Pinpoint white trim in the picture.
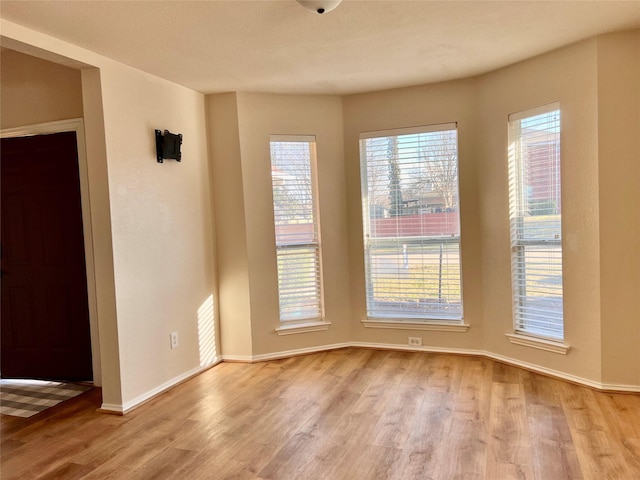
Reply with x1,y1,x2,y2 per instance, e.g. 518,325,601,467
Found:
362,319,469,332
508,102,560,121
270,136,325,323
0,119,102,386
351,342,639,393
99,403,124,414
213,343,640,392
270,134,316,143
251,343,350,362
0,118,82,138
221,342,351,363
275,321,332,336
220,354,253,362
360,122,457,139
598,383,640,394
102,358,222,414
104,342,639,414
359,125,463,321
350,341,483,356
505,333,570,354
483,351,606,390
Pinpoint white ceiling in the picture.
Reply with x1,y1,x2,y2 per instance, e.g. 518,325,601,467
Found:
1,0,639,95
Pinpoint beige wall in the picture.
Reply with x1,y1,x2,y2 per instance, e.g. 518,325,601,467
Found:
81,68,122,404
597,30,640,387
477,39,602,381
206,93,253,358
98,63,217,405
2,20,219,409
237,93,351,356
0,50,120,398
3,16,638,401
340,32,638,387
208,92,351,358
343,80,484,351
0,49,83,128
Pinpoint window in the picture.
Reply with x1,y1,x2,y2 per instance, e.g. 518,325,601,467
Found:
359,124,462,321
270,135,323,322
508,104,564,340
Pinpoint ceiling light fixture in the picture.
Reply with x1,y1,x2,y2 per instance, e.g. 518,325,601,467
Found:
297,0,342,15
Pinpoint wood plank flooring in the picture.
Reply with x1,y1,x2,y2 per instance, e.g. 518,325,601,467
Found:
2,348,639,479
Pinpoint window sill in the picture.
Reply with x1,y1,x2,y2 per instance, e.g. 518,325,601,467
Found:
505,333,570,354
275,321,332,336
362,319,469,332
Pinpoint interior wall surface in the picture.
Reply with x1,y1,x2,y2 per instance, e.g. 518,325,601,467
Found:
233,92,351,356
0,48,83,129
4,16,639,396
1,20,219,409
80,67,122,404
477,39,602,383
0,49,115,392
597,30,640,388
0,40,122,405
206,92,253,359
342,79,484,352
99,63,217,405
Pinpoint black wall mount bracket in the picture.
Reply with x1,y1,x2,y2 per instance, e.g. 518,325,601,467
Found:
155,129,183,163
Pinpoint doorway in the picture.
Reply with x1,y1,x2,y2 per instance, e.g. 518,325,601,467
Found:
1,128,94,381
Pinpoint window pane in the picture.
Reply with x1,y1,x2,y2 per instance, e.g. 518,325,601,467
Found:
366,241,462,319
508,106,564,339
270,137,323,322
271,141,316,245
360,125,463,320
276,246,322,320
512,245,563,337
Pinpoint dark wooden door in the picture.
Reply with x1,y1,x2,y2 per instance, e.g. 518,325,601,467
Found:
1,132,93,381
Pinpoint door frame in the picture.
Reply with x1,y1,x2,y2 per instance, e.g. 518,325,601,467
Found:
1,118,102,385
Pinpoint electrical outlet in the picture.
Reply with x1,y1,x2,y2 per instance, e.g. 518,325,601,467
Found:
408,336,422,347
170,331,179,349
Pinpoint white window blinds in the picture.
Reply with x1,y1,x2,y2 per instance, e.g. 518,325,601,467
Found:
508,104,564,340
360,124,463,321
270,136,323,322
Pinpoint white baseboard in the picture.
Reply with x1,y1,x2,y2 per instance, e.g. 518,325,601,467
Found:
102,342,640,415
349,341,484,357
100,358,222,414
220,354,253,362
598,383,640,393
482,351,640,393
98,403,125,414
352,341,640,393
481,350,603,389
221,342,351,363
251,342,351,362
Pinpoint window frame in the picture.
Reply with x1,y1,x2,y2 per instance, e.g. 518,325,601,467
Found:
269,135,325,326
359,123,465,325
507,103,565,343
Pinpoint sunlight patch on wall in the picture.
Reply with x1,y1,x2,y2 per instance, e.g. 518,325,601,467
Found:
197,294,217,367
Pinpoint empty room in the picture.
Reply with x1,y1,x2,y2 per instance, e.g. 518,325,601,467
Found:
1,1,639,479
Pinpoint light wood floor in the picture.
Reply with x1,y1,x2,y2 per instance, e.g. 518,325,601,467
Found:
2,348,640,480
